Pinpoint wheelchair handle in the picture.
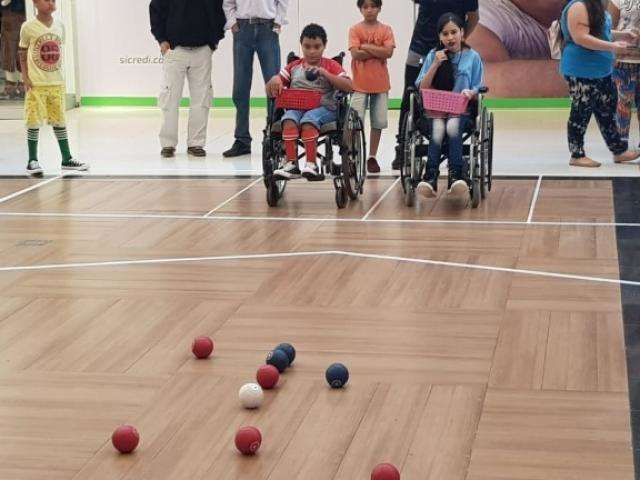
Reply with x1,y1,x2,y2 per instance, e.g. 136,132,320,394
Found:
478,86,489,94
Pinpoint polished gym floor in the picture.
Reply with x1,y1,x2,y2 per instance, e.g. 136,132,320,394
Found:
0,172,638,479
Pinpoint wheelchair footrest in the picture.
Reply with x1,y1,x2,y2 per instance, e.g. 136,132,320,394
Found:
304,173,326,182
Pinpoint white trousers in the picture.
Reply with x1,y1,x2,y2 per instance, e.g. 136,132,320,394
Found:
159,46,213,148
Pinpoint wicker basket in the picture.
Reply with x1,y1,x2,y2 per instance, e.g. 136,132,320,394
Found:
276,89,322,111
421,89,469,115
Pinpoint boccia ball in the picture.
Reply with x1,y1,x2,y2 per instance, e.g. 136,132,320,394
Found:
111,425,140,454
305,68,319,81
325,363,349,388
266,349,290,373
235,426,262,455
256,364,280,390
371,463,400,480
239,383,264,409
192,336,214,359
275,343,296,364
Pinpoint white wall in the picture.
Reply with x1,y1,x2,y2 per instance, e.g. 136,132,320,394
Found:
74,0,414,99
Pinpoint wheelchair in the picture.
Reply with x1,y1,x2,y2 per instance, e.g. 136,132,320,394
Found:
400,86,494,208
261,52,367,209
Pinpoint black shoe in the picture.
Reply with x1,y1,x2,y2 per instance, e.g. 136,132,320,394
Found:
391,145,403,170
187,147,207,157
223,141,251,158
417,169,438,198
161,147,175,158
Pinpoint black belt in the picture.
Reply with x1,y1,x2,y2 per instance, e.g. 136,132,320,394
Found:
237,18,274,25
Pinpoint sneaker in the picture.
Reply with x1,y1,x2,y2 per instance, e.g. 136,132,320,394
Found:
161,147,176,158
273,162,301,180
223,141,251,158
187,146,206,157
417,169,438,198
367,157,381,174
569,156,601,168
447,170,469,198
26,160,43,177
301,163,323,181
61,158,89,171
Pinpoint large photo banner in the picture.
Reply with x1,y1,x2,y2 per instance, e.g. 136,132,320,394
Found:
73,0,569,101
467,0,567,98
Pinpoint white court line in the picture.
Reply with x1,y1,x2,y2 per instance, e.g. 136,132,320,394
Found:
527,175,543,223
361,177,400,221
203,178,263,217
0,175,62,205
1,210,640,228
0,249,638,287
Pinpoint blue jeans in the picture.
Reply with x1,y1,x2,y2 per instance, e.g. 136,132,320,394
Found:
233,21,281,146
426,116,468,173
280,106,338,130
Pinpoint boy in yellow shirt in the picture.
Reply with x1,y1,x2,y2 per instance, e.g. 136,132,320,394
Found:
18,0,87,176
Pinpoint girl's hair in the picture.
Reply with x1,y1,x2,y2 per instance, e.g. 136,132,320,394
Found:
357,0,382,7
432,13,468,91
562,0,606,38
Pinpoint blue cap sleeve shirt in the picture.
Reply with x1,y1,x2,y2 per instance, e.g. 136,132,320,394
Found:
415,48,484,94
560,0,614,79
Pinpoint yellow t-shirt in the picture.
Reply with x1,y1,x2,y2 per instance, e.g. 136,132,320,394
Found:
19,18,65,87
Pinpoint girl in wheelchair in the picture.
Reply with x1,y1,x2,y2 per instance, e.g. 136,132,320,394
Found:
265,24,353,181
415,12,484,199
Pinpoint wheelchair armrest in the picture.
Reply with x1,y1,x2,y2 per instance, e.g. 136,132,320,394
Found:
407,86,418,95
478,86,489,95
286,51,300,64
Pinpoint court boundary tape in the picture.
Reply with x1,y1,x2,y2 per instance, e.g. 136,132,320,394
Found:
203,178,263,217
0,175,63,205
0,250,637,287
0,211,639,228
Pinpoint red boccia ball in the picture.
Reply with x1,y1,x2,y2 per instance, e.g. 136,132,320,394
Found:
256,364,280,390
371,463,400,480
112,425,140,454
235,426,262,455
192,336,214,359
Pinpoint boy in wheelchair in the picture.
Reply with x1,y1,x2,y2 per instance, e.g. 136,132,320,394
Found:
415,12,484,199
265,24,353,181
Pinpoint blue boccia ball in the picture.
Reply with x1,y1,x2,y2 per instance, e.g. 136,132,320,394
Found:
266,349,290,373
305,68,319,82
325,363,349,388
275,343,296,365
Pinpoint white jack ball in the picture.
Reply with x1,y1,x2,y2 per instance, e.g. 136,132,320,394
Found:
239,383,264,409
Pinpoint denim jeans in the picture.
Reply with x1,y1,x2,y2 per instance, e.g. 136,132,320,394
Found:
233,21,281,146
426,116,468,173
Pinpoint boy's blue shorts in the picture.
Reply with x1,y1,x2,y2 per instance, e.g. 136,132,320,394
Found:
281,106,338,130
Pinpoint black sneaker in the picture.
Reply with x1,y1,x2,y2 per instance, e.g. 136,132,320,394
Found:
187,146,207,157
26,160,43,177
417,169,438,198
161,147,176,158
273,162,301,180
223,141,251,158
391,144,403,170
447,169,469,198
62,158,89,171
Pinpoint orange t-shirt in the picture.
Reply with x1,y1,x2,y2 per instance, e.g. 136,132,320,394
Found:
349,21,395,94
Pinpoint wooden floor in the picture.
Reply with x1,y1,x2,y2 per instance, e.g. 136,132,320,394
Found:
0,177,634,480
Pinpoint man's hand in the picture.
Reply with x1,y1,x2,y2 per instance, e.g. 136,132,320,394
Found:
231,23,240,33
273,23,281,34
266,76,284,98
160,41,171,55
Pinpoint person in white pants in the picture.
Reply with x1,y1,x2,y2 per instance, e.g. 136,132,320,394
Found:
149,0,226,158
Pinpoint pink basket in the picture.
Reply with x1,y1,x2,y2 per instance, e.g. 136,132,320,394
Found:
276,89,322,111
421,89,469,115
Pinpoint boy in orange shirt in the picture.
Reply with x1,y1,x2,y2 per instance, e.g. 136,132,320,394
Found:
349,0,395,173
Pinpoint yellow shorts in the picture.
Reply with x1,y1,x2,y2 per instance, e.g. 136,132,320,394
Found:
24,85,66,128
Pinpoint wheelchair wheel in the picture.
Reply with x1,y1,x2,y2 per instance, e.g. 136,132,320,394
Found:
335,184,348,209
404,177,416,207
471,179,481,209
341,109,366,201
401,107,422,200
479,110,488,200
488,112,494,192
266,176,280,207
263,138,287,208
